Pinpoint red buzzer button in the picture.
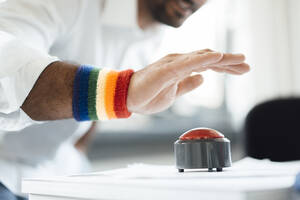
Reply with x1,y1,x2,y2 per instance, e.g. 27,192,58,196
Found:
179,128,224,141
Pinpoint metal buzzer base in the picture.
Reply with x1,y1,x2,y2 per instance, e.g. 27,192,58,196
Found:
174,138,232,172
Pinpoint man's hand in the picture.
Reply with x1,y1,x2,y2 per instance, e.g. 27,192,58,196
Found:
21,50,249,121
127,49,249,114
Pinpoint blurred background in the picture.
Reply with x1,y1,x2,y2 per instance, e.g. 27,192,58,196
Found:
87,0,300,171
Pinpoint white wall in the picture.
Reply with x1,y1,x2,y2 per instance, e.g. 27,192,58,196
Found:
226,0,300,127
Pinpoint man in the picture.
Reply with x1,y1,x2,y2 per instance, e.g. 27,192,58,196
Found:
0,0,249,199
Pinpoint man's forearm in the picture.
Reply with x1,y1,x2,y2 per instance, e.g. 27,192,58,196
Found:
21,62,134,122
21,61,78,121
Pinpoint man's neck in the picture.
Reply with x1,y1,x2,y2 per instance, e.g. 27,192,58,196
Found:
137,0,158,30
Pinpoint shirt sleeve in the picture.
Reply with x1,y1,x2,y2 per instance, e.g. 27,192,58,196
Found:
0,0,81,131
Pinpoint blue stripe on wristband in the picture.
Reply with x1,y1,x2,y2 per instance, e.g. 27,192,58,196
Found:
77,66,94,121
73,65,94,121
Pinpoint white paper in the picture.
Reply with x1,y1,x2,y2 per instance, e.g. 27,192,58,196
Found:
23,158,300,200
71,157,300,179
63,157,300,192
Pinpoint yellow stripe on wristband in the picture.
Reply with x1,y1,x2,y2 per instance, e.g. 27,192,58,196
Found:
96,68,110,120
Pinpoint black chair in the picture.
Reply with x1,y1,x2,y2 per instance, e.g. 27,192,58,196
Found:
244,98,300,161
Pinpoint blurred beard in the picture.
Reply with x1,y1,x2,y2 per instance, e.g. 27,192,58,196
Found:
149,0,190,28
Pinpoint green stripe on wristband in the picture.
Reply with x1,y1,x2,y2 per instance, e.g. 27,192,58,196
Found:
87,68,100,120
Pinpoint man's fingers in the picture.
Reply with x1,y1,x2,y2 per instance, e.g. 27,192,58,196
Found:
188,52,224,67
208,53,246,66
169,52,223,76
193,53,246,73
155,51,247,90
208,66,240,75
208,63,250,74
191,48,214,55
206,66,226,73
176,74,203,97
226,63,250,74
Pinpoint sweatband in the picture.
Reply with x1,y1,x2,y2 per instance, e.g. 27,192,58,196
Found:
72,65,134,121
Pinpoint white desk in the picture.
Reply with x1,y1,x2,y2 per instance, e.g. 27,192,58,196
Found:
22,158,300,200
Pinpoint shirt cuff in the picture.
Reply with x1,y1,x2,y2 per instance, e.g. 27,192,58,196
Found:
0,109,42,131
0,53,59,131
0,55,59,114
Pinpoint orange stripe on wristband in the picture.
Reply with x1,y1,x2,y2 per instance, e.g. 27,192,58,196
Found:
104,70,119,119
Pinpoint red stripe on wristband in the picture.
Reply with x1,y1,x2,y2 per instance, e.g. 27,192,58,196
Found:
114,69,134,118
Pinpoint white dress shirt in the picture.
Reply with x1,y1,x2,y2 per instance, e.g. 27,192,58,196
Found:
0,0,163,196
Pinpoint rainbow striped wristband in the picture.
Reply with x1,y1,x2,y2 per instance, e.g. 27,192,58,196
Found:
72,65,134,121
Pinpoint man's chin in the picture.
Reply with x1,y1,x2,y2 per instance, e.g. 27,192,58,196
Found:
168,21,184,28
158,17,185,28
